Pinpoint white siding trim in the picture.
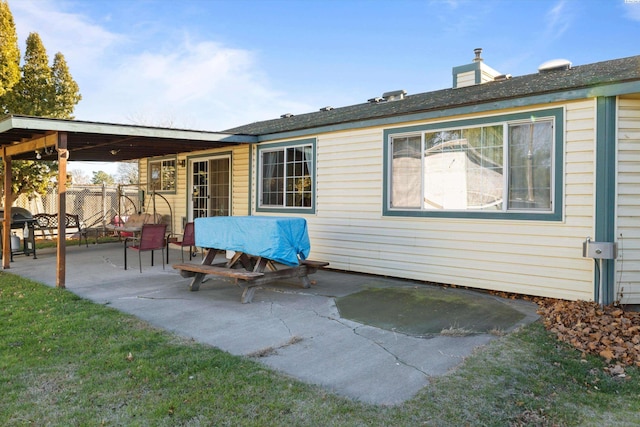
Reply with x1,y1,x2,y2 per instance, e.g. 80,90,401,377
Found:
616,97,640,304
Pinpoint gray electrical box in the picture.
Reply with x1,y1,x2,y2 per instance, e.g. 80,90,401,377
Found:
582,239,618,259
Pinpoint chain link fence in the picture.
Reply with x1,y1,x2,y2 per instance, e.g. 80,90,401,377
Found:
14,184,141,236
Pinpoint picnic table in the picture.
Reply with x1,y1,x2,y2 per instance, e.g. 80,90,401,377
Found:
172,216,329,303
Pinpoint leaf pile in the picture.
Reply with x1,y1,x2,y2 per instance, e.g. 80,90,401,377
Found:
537,299,640,369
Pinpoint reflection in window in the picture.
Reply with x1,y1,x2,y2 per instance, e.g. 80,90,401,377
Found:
260,143,313,209
391,136,422,208
389,118,553,213
148,159,176,192
508,121,552,210
422,125,503,210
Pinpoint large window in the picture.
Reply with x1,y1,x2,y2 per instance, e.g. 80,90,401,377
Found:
385,109,563,220
148,158,176,192
258,139,315,212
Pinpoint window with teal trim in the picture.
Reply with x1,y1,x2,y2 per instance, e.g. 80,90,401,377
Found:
507,121,553,210
385,109,562,219
258,140,314,211
148,158,176,192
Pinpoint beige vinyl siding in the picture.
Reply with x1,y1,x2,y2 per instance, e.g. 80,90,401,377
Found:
298,100,598,301
174,154,188,229
456,71,476,88
230,146,250,216
479,62,501,84
139,145,250,233
317,130,382,217
138,156,182,235
616,96,640,304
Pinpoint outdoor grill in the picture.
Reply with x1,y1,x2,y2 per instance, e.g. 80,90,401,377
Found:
0,207,37,260
2,207,36,227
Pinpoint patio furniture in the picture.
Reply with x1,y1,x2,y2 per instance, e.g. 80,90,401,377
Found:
167,221,196,263
106,212,164,238
172,216,329,303
0,207,37,261
33,213,88,247
124,223,167,272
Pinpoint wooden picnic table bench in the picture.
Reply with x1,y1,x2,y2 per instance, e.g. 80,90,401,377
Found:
173,249,329,303
173,216,329,303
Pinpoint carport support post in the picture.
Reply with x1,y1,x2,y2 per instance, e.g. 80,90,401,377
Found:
2,149,11,269
56,132,68,288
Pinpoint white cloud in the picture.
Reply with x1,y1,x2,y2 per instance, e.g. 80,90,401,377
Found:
89,37,311,130
544,0,573,40
11,1,124,70
429,0,461,9
9,0,312,131
624,3,640,21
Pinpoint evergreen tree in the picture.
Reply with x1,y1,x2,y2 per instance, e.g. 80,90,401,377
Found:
0,0,19,99
52,52,81,119
0,2,81,204
3,32,55,116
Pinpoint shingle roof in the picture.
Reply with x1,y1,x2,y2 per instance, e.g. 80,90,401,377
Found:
224,55,640,136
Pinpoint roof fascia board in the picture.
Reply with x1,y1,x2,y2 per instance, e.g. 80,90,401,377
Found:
254,80,640,142
0,115,19,134
0,115,258,144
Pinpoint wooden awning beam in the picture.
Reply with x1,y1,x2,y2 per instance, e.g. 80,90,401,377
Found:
1,132,69,289
2,146,11,268
1,131,58,158
56,132,67,288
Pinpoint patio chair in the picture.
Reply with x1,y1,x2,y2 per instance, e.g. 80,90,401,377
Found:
167,221,196,263
124,223,167,272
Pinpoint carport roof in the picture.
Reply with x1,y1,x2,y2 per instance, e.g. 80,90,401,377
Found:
0,115,257,162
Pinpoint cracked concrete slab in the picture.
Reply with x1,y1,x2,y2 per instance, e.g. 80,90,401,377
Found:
6,243,540,405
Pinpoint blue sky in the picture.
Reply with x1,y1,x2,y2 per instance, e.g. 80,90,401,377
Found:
8,0,640,176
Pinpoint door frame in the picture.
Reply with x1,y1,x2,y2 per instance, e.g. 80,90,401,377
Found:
186,153,232,223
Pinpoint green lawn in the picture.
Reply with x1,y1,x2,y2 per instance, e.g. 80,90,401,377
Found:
1,273,638,426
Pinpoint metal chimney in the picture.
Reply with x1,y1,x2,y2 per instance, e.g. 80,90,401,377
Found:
473,48,483,62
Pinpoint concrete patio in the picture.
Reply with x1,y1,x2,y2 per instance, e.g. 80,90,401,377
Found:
4,242,540,405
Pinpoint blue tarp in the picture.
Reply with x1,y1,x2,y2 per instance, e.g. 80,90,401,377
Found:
194,216,310,266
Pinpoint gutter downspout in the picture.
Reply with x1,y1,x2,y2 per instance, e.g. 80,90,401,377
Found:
594,97,617,305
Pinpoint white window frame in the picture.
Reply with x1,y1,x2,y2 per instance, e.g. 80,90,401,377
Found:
383,108,563,221
257,139,315,213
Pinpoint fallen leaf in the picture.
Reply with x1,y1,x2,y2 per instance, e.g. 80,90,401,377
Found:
537,299,640,366
599,349,615,361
